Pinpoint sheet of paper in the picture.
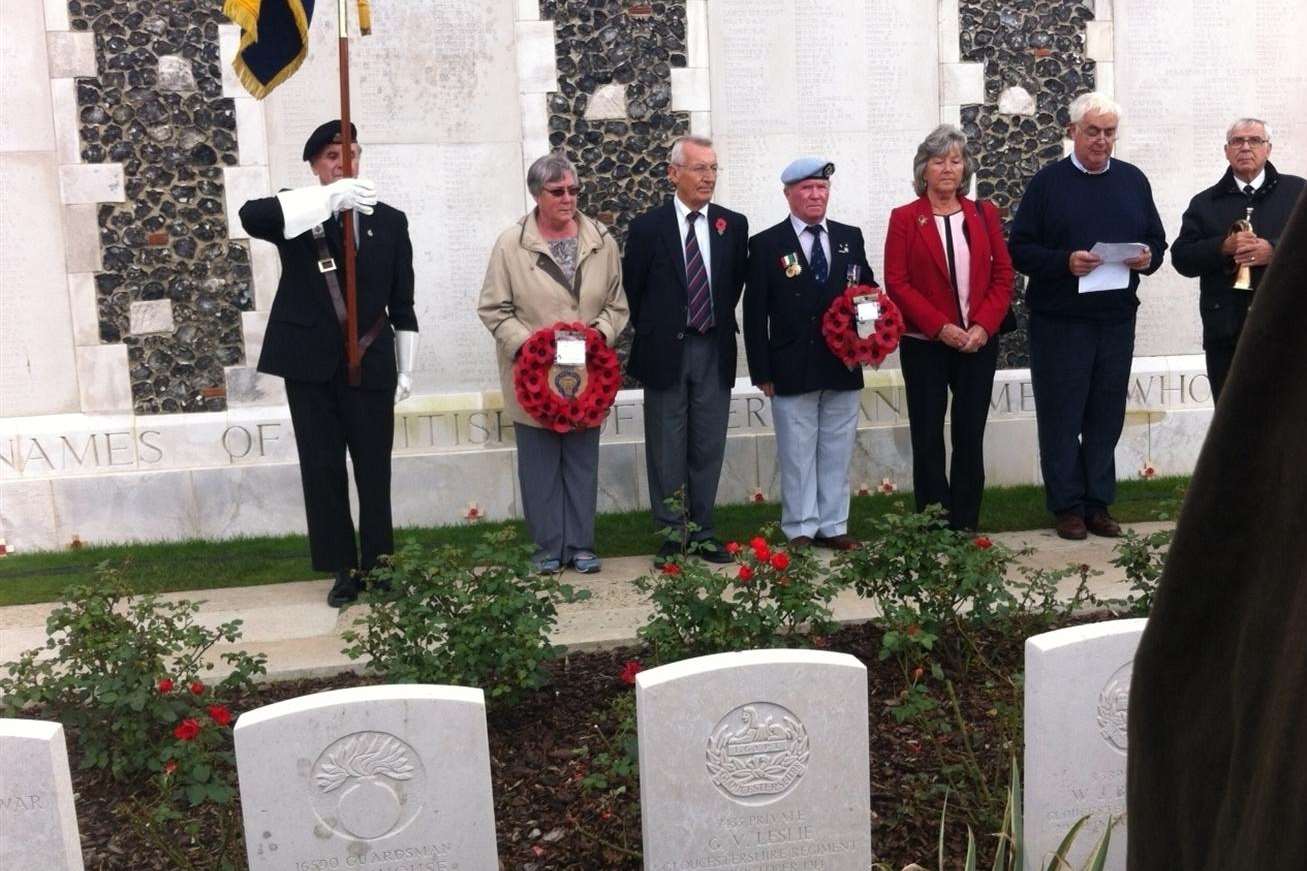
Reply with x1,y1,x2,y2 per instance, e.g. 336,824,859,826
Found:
1079,263,1131,293
1079,242,1148,293
1090,241,1149,263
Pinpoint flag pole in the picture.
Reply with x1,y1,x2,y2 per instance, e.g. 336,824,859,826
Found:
337,0,361,385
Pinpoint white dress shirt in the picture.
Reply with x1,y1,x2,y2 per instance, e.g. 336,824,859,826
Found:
1235,168,1266,193
674,195,713,290
1070,151,1111,175
789,213,831,269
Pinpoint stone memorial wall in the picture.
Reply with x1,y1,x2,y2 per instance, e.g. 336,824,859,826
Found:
2,0,1304,550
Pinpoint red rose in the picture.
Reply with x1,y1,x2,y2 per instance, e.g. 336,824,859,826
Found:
163,760,177,776
749,536,766,549
715,217,727,235
725,541,741,555
752,543,771,562
619,660,643,686
661,562,681,576
770,552,790,571
173,719,201,741
188,681,205,696
973,536,993,550
737,565,755,583
207,704,233,727
157,678,174,694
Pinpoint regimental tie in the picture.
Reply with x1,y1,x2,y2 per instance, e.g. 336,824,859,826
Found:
1244,184,1255,196
685,211,713,332
807,224,829,285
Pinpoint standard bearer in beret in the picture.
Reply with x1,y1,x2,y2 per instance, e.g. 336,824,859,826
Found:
238,121,420,607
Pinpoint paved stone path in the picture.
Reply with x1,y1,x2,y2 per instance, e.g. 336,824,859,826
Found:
0,523,1170,683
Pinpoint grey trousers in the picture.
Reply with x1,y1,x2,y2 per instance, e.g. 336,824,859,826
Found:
771,388,860,540
515,422,600,562
643,332,731,541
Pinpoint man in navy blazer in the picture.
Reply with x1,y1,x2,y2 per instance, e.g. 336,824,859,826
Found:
743,158,875,549
623,136,749,565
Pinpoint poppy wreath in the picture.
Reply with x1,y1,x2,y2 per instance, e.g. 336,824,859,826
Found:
514,321,621,433
820,284,905,369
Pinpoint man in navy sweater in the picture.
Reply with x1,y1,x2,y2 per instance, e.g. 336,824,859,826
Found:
1010,92,1168,541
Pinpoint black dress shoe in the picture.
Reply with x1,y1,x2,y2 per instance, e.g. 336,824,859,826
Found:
695,538,734,564
652,540,680,569
813,533,860,551
327,570,360,608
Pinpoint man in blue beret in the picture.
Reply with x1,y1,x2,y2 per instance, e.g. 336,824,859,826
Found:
743,157,877,550
239,120,420,607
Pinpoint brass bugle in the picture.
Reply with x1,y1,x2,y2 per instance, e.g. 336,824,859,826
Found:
1230,206,1255,290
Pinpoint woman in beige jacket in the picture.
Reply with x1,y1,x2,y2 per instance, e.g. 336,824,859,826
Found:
478,153,629,573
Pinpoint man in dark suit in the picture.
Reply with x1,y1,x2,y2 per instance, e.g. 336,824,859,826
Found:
239,121,419,607
623,136,748,566
1172,117,1305,402
743,158,876,550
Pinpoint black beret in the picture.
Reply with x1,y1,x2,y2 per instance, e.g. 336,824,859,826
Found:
302,120,360,162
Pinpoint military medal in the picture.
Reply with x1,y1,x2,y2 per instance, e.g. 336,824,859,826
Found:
781,252,801,278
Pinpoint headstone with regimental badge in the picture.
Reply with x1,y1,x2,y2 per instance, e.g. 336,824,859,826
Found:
0,718,85,871
233,685,497,870
636,649,871,870
1024,618,1147,871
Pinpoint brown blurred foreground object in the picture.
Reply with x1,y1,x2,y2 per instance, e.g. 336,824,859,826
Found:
1128,190,1307,868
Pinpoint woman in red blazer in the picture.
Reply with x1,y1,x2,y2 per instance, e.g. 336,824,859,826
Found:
884,124,1014,531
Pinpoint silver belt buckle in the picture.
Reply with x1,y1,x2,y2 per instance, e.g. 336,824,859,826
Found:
318,257,336,273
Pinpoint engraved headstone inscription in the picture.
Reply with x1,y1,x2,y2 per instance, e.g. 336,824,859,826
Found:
233,685,497,870
0,718,85,871
1023,618,1147,871
636,649,871,870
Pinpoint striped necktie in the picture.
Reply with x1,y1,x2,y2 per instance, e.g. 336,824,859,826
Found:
685,211,713,332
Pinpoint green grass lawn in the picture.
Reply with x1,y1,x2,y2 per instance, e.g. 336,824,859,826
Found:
0,476,1187,607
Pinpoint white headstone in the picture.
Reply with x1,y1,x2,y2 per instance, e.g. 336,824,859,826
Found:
636,649,871,870
234,685,498,870
0,718,85,871
1024,618,1147,871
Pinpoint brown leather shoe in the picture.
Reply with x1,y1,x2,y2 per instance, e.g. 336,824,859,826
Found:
788,535,813,549
1085,510,1122,538
814,533,860,551
1055,512,1088,540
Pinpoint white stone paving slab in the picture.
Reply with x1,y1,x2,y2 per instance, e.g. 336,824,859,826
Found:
234,685,498,870
1024,618,1147,871
637,649,871,870
0,718,85,870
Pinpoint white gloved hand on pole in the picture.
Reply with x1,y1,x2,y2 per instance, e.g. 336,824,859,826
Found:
277,178,378,239
394,329,418,404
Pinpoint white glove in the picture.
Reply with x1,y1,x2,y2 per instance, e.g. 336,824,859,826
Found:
277,178,377,239
394,330,418,404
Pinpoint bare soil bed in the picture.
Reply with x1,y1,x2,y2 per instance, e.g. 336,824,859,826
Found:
71,617,1055,869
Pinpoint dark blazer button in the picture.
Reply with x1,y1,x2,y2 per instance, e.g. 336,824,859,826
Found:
676,331,684,340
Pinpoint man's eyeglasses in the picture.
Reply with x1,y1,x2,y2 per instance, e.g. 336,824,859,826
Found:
543,185,581,197
1227,136,1268,148
677,164,720,175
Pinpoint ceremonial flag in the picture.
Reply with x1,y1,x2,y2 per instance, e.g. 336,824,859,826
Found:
223,0,372,100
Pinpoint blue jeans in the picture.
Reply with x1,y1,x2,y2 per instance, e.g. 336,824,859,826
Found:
1028,312,1136,516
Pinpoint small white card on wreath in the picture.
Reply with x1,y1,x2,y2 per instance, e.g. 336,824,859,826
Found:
554,331,586,367
853,295,879,338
